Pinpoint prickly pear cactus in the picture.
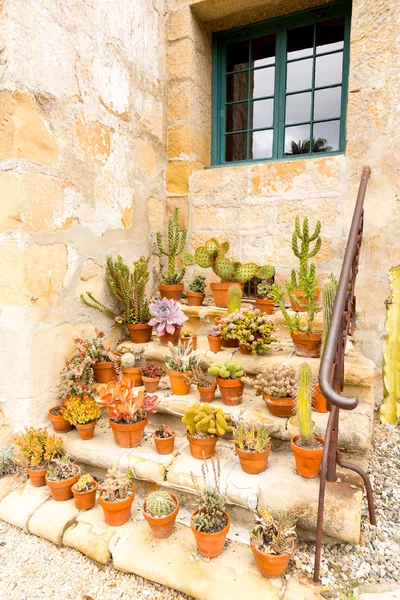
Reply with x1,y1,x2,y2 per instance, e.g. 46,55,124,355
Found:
380,266,400,424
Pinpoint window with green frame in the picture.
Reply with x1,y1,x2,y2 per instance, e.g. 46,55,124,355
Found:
211,1,351,166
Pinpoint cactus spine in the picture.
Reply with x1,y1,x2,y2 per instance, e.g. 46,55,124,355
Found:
291,216,321,289
296,363,313,445
145,491,175,516
322,277,337,349
157,208,187,284
227,286,242,314
380,266,400,424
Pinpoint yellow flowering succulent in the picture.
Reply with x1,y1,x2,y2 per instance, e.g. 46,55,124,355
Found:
62,395,101,426
14,427,63,468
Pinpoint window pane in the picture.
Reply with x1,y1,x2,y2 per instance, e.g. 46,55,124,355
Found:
287,25,314,60
251,66,275,98
286,58,312,92
227,40,249,72
314,87,341,120
316,17,344,54
313,120,340,152
251,130,273,159
252,33,276,67
285,124,311,155
227,72,249,102
226,102,248,132
226,133,247,161
315,53,343,87
286,92,311,125
251,98,273,129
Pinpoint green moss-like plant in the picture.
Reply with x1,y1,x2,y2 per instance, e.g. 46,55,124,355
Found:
157,208,187,284
380,265,400,424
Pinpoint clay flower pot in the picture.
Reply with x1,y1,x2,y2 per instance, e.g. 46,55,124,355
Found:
239,344,251,355
208,335,223,353
197,384,217,403
93,362,116,383
217,378,244,406
235,445,272,475
159,326,182,346
122,367,143,387
48,406,73,433
187,432,217,459
110,418,148,448
46,467,80,501
27,466,47,487
262,394,296,418
290,288,321,312
143,492,179,539
251,538,295,578
313,385,329,413
153,432,175,455
191,510,230,557
291,331,322,358
159,283,184,302
255,298,275,315
126,323,152,343
72,480,98,510
222,338,240,349
210,282,244,308
181,335,197,350
290,435,325,479
187,291,205,306
167,369,191,395
76,421,97,441
142,376,160,393
99,491,135,526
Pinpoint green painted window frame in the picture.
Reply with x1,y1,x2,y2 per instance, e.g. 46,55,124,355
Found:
211,0,352,167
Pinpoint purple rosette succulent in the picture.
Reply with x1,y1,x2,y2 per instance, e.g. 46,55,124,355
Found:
149,298,188,337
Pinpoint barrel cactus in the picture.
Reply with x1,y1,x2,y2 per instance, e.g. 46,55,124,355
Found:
145,491,175,516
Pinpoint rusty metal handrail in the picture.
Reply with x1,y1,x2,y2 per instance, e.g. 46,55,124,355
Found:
314,166,376,582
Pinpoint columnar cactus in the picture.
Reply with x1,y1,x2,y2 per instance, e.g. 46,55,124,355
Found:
380,265,400,424
157,208,187,284
227,286,242,314
145,491,175,516
291,216,322,289
322,277,337,349
296,363,313,445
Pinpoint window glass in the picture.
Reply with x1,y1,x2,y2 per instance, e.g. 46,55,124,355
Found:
252,34,276,67
286,58,313,92
225,133,247,161
316,17,344,54
251,67,275,98
251,130,273,159
286,92,312,125
227,40,249,72
227,72,249,102
285,124,311,155
287,25,314,60
313,120,340,152
226,103,248,133
315,53,343,87
251,98,274,129
314,87,341,120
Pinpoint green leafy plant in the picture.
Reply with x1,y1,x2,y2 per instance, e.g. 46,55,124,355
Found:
381,265,400,424
14,428,63,469
233,422,271,452
74,474,96,492
219,308,277,354
182,402,232,437
257,280,274,299
296,363,314,447
189,275,206,293
157,208,187,284
165,341,200,373
0,446,17,477
322,275,338,349
290,216,321,290
251,505,296,555
191,459,227,534
242,366,297,398
271,281,320,334
145,491,175,517
47,454,78,481
62,395,102,426
99,467,132,502
208,360,243,379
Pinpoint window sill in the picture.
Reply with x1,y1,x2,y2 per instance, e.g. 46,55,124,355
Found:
206,150,344,169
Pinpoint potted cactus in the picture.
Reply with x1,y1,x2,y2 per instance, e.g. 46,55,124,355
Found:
165,341,200,395
143,491,180,538
242,366,297,417
72,474,98,510
187,275,206,306
219,286,242,348
72,331,120,384
121,350,145,387
180,329,197,350
149,298,188,346
290,363,324,478
182,402,232,459
219,308,277,355
208,360,244,405
99,467,134,526
46,455,80,501
289,216,321,311
48,406,73,433
232,421,272,474
185,365,217,403
153,424,175,454
256,280,275,314
208,324,223,353
14,427,63,487
62,394,102,440
157,208,187,301
250,505,296,578
140,363,165,393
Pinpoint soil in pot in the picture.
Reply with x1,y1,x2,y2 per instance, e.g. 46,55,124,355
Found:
291,435,324,479
262,394,296,418
159,283,184,301
291,331,322,358
251,539,295,578
217,378,244,406
191,510,230,557
168,369,191,395
142,376,160,393
290,288,321,312
159,326,182,346
143,492,179,539
235,445,272,475
208,335,222,353
181,335,197,350
153,432,175,455
255,298,275,315
76,421,96,441
46,467,80,501
210,282,244,308
187,291,205,307
27,466,47,487
313,385,329,413
48,406,73,433
197,384,217,403
122,367,143,387
126,323,152,343
72,480,98,510
187,432,217,459
93,362,116,384
110,418,148,448
99,491,135,526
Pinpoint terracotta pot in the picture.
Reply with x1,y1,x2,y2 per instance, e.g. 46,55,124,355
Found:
46,468,80,501
222,337,240,349
27,466,47,487
181,335,197,350
291,331,322,358
153,432,175,455
187,432,217,459
72,480,98,510
48,406,73,433
159,283,184,301
313,385,329,413
290,288,320,312
127,323,152,343
208,335,223,353
143,492,179,539
235,445,272,475
168,369,191,395
210,282,244,308
251,539,295,578
99,491,135,526
239,344,251,355
142,376,160,393
76,421,97,440
255,298,275,315
93,362,116,383
191,510,230,557
110,418,148,448
290,435,325,479
187,291,205,307
217,378,244,406
122,367,143,387
159,326,182,346
197,384,217,403
262,394,296,418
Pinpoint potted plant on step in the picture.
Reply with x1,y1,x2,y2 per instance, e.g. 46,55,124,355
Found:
140,363,165,393
182,403,232,459
208,360,244,406
219,307,277,355
149,298,188,346
99,467,135,526
74,330,120,383
232,421,272,474
185,365,217,403
242,366,297,417
190,459,230,557
165,340,200,395
157,208,187,300
290,363,324,478
153,424,175,454
62,394,102,440
143,490,180,538
14,427,62,487
187,275,206,306
256,280,275,314
289,216,321,311
219,286,242,347
46,454,80,501
250,505,296,578
208,324,223,353
121,350,145,387
72,474,98,510
180,329,197,350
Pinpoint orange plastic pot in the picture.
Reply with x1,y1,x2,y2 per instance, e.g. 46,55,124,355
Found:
291,331,322,358
27,466,47,487
181,335,197,350
187,432,217,459
208,335,223,353
48,406,73,433
291,435,325,479
217,378,244,406
143,492,179,539
99,490,135,526
191,510,230,557
251,538,295,578
210,283,243,308
313,385,329,413
72,480,98,510
168,369,191,395
46,468,80,501
235,445,272,474
197,384,217,403
122,367,143,387
93,362,116,383
127,323,152,343
159,283,184,301
255,298,275,314
142,376,160,393
110,418,148,448
153,432,175,455
187,291,205,306
290,289,320,312
159,326,182,346
76,421,96,440
262,394,296,418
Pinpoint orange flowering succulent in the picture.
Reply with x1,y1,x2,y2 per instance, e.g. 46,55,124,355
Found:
98,381,159,424
14,427,63,468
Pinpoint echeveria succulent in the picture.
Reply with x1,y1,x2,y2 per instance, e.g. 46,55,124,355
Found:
149,298,188,336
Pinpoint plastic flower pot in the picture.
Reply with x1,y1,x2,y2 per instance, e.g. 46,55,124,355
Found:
126,323,152,343
76,421,96,441
191,510,230,557
262,394,296,418
159,326,182,346
27,466,47,487
251,538,295,578
48,406,73,433
186,432,218,459
186,291,205,306
290,289,320,312
159,283,184,302
255,298,275,314
290,435,325,479
210,283,244,308
153,432,175,455
93,362,116,383
217,378,244,406
235,445,272,475
99,490,135,526
109,418,148,448
142,376,160,393
197,384,217,403
72,480,98,510
313,385,329,413
291,332,322,358
181,335,197,350
46,467,80,501
143,492,179,539
167,369,191,395
207,335,223,353
122,367,143,387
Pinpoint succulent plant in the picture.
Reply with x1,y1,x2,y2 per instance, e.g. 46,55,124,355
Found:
140,363,165,379
189,275,206,293
0,446,17,477
191,459,227,533
185,365,216,388
290,216,321,290
233,421,271,453
242,366,297,398
219,308,277,354
149,298,188,337
155,424,174,438
210,324,221,337
62,394,102,426
145,491,175,517
165,340,200,373
181,329,196,338
98,383,159,423
381,265,400,424
271,280,320,335
296,363,313,446
182,402,232,437
121,350,145,369
208,360,243,380
99,467,132,502
74,474,96,492
157,208,187,284
227,286,242,314
322,276,337,350
47,455,78,481
251,504,296,555
14,428,63,469
257,280,274,299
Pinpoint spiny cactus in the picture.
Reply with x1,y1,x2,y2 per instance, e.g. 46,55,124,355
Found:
322,276,337,349
99,467,132,502
145,491,175,516
121,350,145,369
233,422,271,453
157,208,187,284
242,366,297,398
227,285,242,314
381,265,400,424
290,216,321,290
208,361,243,379
47,455,78,481
74,474,96,492
182,402,232,437
296,363,313,446
189,275,206,293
